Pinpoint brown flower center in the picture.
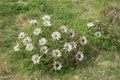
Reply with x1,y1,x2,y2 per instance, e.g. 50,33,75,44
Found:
35,57,38,61
82,39,84,42
78,54,81,58
55,52,58,55
55,64,59,67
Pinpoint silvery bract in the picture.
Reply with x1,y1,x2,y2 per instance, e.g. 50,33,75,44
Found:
94,31,101,37
14,42,20,51
52,49,61,58
51,32,61,40
68,30,75,38
18,32,26,39
26,43,34,51
32,54,41,64
80,36,87,45
23,37,32,45
64,43,72,52
70,41,77,49
87,22,94,28
33,28,42,35
39,38,47,46
30,19,37,25
76,51,84,61
40,46,48,54
53,61,62,71
43,21,51,27
60,25,68,33
42,15,51,21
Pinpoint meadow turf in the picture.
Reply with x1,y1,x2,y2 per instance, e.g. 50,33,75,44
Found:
0,0,120,80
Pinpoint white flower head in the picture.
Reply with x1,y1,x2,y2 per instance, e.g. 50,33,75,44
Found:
26,43,34,51
33,28,42,35
64,43,72,52
18,32,26,39
87,22,94,28
53,61,62,71
76,51,84,61
80,36,87,45
40,46,48,54
51,32,61,40
68,30,75,38
39,38,47,46
52,49,61,58
32,54,41,64
23,37,32,45
60,25,68,33
30,19,37,25
43,21,51,27
70,41,77,49
14,42,20,51
42,15,50,21
94,31,101,37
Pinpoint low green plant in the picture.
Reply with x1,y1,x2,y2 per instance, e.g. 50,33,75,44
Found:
12,14,115,75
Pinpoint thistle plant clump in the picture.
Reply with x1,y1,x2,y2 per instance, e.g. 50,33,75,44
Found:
13,15,109,73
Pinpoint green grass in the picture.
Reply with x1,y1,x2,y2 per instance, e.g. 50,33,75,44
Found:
0,0,120,80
